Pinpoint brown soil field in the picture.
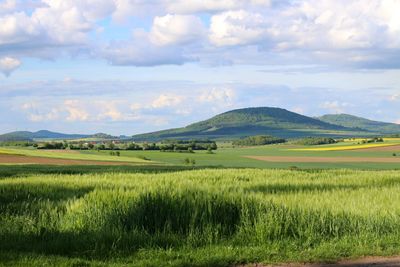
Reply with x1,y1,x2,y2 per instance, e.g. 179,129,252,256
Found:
245,155,400,163
0,154,138,165
355,144,400,152
241,256,400,267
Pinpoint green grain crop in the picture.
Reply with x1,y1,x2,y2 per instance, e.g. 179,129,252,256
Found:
1,168,400,266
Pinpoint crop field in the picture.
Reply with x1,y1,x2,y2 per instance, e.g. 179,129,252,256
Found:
1,167,400,266
0,147,156,165
2,139,400,169
292,143,397,151
1,140,400,266
291,143,400,151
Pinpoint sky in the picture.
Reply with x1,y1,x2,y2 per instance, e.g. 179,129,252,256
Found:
1,0,400,135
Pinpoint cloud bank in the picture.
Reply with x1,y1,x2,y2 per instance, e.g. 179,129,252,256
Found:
1,0,400,75
2,79,399,135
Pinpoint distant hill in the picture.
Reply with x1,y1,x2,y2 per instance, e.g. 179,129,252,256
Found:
133,107,368,141
0,130,90,142
317,114,400,134
91,133,116,139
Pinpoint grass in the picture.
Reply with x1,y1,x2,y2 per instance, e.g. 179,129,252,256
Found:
2,167,400,266
0,147,157,164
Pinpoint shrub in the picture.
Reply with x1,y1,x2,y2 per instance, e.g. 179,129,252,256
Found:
183,158,196,166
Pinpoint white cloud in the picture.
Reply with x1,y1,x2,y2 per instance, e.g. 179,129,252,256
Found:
1,0,400,72
97,101,123,121
209,10,267,46
390,94,400,101
28,108,59,122
64,100,89,121
20,101,60,122
112,0,162,23
152,94,184,108
0,56,21,76
166,0,271,14
8,81,400,134
150,14,205,46
102,14,205,66
319,101,351,114
0,0,115,65
199,87,235,106
0,0,17,13
101,29,190,66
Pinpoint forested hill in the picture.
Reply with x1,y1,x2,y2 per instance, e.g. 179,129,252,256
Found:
317,114,400,134
132,107,365,141
0,130,89,142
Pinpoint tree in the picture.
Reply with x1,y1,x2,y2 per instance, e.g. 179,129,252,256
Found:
108,142,115,150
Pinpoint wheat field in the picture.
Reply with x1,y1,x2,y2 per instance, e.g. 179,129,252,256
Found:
1,168,400,266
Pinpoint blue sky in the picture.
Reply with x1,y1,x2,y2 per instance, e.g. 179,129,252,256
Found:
1,0,400,135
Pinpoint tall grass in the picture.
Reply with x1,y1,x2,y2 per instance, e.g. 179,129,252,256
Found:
1,168,400,265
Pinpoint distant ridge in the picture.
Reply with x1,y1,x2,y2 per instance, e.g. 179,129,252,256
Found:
0,130,90,142
317,114,400,134
3,108,398,142
132,107,370,141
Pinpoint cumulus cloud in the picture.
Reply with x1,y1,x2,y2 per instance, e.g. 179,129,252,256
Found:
7,80,400,134
28,109,59,122
166,0,271,14
199,88,236,108
0,0,115,65
64,100,90,122
152,94,184,108
0,0,17,13
150,14,205,46
2,0,400,72
101,34,189,66
390,94,400,101
20,101,60,122
319,101,352,114
209,10,268,46
199,88,235,102
0,56,21,76
101,14,205,66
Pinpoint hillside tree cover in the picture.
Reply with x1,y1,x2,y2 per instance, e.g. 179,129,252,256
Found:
232,135,286,146
295,137,337,146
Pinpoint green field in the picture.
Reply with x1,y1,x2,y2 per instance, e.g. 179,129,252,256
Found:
2,139,400,169
80,139,400,169
1,167,400,266
0,147,152,164
1,141,400,266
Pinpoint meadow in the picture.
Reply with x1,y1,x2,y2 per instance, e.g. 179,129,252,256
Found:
1,167,400,266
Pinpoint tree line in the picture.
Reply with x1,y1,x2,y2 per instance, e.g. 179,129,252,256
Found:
232,135,287,146
34,140,218,152
294,137,337,146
